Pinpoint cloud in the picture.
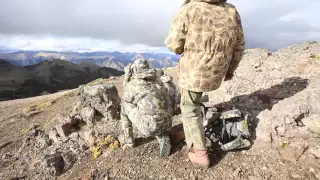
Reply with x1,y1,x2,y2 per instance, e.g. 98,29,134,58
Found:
0,0,319,51
233,0,320,49
0,34,169,53
0,0,180,48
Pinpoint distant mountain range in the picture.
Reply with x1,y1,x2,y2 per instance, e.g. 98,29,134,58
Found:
0,59,123,101
0,51,179,70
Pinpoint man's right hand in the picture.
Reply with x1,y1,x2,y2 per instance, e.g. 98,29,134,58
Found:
224,73,234,81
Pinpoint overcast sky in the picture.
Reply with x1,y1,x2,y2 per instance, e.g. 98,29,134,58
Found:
0,0,319,52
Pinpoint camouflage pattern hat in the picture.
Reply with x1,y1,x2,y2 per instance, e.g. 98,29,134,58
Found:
131,58,150,74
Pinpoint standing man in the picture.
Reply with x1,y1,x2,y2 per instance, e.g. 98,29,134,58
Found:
165,0,245,167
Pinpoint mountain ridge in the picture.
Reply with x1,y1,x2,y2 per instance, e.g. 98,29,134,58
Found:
0,59,124,101
0,50,179,71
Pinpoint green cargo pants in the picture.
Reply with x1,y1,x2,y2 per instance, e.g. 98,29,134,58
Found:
180,88,207,150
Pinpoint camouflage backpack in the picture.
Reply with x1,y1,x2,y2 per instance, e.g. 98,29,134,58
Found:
123,68,172,117
202,107,252,151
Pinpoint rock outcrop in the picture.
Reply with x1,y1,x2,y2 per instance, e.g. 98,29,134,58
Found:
206,41,320,163
14,83,122,178
76,83,121,123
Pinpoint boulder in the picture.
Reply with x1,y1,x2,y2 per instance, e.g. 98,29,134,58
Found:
61,150,77,171
80,107,95,124
68,132,88,151
40,153,65,176
80,130,96,147
35,131,52,149
78,84,121,121
49,128,60,143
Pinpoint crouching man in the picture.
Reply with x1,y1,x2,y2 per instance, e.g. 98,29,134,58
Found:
120,58,173,156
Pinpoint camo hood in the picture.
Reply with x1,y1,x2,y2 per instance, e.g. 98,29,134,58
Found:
123,68,172,117
131,69,157,81
131,58,150,74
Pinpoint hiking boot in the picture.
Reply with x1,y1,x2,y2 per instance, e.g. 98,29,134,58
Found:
188,148,210,167
157,135,172,156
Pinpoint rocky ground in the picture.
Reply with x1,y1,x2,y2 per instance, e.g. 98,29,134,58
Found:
0,42,320,180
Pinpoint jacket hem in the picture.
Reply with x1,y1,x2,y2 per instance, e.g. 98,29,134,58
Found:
178,84,219,93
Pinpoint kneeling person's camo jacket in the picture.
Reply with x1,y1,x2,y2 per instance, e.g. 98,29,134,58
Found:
122,69,173,136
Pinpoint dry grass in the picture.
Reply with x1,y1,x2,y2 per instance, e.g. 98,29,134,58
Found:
23,100,56,117
85,78,108,87
56,89,79,100
22,78,110,118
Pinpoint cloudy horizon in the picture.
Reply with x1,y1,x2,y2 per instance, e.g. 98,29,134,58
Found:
0,0,320,52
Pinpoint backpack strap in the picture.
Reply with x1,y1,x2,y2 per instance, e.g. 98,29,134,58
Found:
221,118,226,141
200,103,208,127
131,90,149,105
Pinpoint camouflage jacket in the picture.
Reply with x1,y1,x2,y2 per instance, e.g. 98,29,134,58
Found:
165,0,245,92
123,69,172,116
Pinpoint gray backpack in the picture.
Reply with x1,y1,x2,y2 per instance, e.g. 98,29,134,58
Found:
202,107,252,151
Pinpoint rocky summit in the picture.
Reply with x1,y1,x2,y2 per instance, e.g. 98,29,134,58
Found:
0,41,320,180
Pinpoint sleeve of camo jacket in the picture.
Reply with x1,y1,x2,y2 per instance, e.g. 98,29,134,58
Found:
164,6,189,55
227,10,245,75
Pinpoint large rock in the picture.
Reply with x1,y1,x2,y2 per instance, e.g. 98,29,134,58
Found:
40,153,65,176
35,131,52,149
26,126,52,149
80,107,95,124
206,42,320,154
53,115,86,141
80,130,96,147
48,128,60,143
68,132,88,151
19,83,121,179
61,150,77,171
76,83,121,123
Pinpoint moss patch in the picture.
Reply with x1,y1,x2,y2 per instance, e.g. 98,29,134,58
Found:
90,135,120,160
279,141,289,149
310,53,320,60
